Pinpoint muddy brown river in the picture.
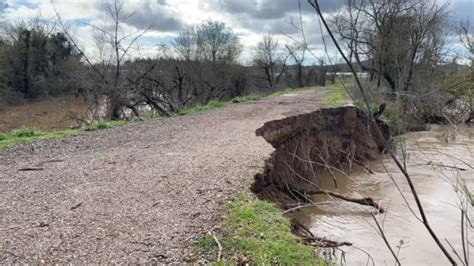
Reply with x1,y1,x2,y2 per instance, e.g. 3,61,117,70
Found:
296,125,474,265
0,97,90,132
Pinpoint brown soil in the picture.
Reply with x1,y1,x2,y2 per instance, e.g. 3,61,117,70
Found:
0,88,331,263
253,106,389,203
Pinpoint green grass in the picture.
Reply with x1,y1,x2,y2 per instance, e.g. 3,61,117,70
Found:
0,94,264,149
0,127,80,149
268,87,314,97
231,95,261,103
324,87,350,107
178,100,229,115
197,192,323,264
0,120,131,150
178,95,261,116
83,120,128,131
197,235,217,252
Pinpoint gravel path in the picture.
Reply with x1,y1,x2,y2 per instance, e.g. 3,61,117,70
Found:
0,88,330,263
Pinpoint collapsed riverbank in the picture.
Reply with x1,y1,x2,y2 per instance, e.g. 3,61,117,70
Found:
253,106,389,207
196,106,391,263
244,105,473,264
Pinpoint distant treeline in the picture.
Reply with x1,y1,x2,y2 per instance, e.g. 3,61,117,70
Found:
0,23,81,101
0,18,330,120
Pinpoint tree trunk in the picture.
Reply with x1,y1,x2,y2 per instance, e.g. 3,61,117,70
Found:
297,63,303,88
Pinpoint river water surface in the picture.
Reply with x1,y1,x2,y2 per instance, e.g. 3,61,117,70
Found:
296,125,474,265
0,97,90,132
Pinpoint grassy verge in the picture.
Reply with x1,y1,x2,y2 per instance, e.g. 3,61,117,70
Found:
0,120,130,150
0,84,347,150
178,95,261,116
178,100,229,116
0,127,80,149
324,86,350,107
196,192,324,265
268,87,313,97
0,95,262,149
83,120,129,131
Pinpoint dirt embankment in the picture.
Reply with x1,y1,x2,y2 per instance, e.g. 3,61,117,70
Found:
252,106,390,204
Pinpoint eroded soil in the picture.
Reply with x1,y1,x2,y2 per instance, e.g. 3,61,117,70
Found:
0,88,330,263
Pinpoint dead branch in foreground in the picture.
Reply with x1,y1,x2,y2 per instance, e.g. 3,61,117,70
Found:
308,1,456,263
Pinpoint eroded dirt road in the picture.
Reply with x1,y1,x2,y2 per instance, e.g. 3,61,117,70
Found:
0,88,330,263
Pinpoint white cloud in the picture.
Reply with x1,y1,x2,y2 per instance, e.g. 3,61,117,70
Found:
2,0,472,64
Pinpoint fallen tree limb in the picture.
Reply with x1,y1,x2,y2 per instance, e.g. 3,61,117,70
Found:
306,189,385,213
307,237,353,248
282,203,315,214
292,220,352,248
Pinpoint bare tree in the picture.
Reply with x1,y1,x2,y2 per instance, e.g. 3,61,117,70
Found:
173,28,196,62
197,20,242,64
458,20,473,54
253,33,288,90
455,19,474,123
175,20,242,64
286,41,307,88
173,20,244,105
332,0,449,93
55,0,155,119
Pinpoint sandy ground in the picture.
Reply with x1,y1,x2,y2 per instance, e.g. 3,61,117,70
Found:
0,88,330,263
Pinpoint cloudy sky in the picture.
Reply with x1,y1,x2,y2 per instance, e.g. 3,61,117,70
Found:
3,0,473,63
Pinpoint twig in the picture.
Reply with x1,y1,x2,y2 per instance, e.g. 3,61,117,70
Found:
70,202,83,210
282,203,314,214
426,161,467,171
461,209,468,265
18,168,44,172
209,231,222,262
308,1,457,264
351,245,376,266
445,239,466,266
371,213,401,266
